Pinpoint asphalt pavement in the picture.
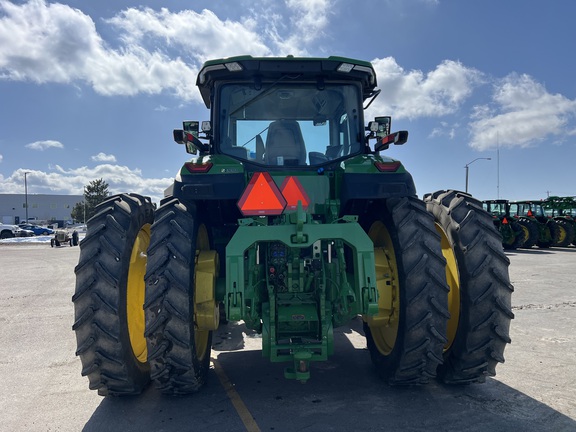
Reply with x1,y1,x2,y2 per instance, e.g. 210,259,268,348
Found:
0,243,574,431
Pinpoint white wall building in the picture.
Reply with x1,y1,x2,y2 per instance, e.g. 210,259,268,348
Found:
0,194,83,225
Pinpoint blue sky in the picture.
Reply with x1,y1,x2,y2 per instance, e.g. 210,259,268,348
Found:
1,0,575,204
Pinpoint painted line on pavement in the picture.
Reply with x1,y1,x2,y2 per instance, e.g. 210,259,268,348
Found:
211,357,261,432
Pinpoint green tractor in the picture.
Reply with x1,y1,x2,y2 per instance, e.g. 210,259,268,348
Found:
509,200,559,248
482,200,526,250
72,56,513,396
542,196,576,247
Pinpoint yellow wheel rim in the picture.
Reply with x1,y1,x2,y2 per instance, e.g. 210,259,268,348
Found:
520,224,529,240
365,221,400,356
194,224,216,361
557,225,567,244
434,223,460,351
127,224,151,363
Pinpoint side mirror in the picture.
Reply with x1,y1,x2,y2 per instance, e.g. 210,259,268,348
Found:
183,121,199,134
374,131,409,152
173,129,208,154
372,116,391,137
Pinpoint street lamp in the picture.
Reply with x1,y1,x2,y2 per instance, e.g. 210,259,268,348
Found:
465,158,491,193
24,172,31,223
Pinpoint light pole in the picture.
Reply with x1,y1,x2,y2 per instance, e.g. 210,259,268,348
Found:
465,158,491,193
24,172,31,223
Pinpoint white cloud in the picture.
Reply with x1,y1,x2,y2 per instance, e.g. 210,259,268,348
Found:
0,1,333,100
367,57,483,120
0,0,97,83
0,1,197,100
429,121,458,139
0,153,3,163
274,0,331,54
469,74,576,150
0,165,172,203
106,7,271,62
91,152,117,163
25,140,64,151
105,3,331,59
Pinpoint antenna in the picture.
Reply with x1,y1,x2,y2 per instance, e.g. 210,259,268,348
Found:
497,132,500,199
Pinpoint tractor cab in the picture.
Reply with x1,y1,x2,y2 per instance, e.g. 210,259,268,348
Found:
173,56,407,168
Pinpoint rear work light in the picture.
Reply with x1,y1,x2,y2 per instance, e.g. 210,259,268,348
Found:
224,62,243,72
374,161,401,172
184,162,213,173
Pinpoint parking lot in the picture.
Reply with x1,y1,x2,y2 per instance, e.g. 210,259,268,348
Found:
0,244,575,431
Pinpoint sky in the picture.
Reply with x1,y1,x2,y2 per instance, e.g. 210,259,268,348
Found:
1,0,575,204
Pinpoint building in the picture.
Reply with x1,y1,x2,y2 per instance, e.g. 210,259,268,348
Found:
0,194,83,225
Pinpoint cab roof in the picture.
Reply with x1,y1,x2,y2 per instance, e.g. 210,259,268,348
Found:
196,55,378,108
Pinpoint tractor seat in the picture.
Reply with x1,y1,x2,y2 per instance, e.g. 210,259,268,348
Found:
265,120,306,165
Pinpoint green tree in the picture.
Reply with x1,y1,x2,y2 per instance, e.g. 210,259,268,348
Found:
71,179,110,223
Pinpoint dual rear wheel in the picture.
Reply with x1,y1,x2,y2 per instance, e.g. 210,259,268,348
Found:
72,194,217,396
363,191,514,384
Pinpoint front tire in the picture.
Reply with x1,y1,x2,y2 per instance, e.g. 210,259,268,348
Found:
361,197,449,384
425,190,514,384
72,193,154,396
144,198,218,395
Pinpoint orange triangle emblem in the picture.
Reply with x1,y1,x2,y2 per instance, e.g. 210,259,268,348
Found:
280,176,311,211
237,172,286,216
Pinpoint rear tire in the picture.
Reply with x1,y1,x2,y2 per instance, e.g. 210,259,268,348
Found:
72,193,154,396
361,197,449,384
517,217,538,249
144,198,215,395
538,220,558,248
425,190,514,384
499,222,517,250
509,220,527,249
553,219,574,247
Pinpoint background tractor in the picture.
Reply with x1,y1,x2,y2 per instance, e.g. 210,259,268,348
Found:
73,56,513,396
483,200,526,250
542,196,576,247
51,229,78,247
510,201,559,248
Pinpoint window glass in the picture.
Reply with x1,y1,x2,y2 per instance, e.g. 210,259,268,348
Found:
218,83,362,166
